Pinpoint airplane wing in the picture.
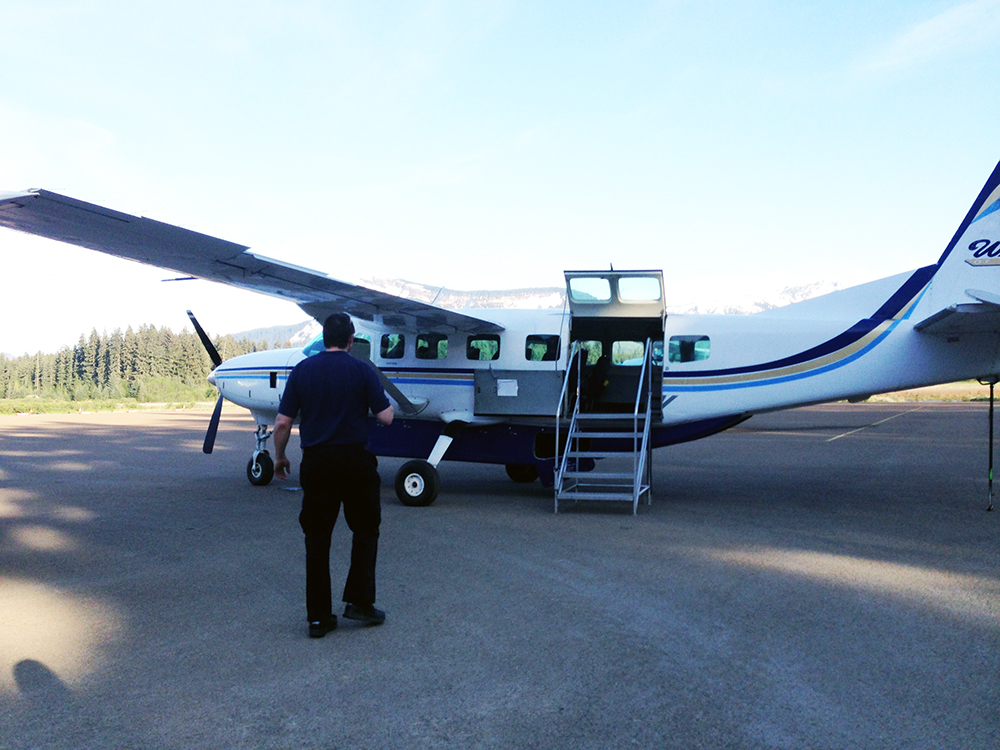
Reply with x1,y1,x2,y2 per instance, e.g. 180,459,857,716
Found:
0,189,502,334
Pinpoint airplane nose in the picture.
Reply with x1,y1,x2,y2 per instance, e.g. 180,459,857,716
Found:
207,368,217,386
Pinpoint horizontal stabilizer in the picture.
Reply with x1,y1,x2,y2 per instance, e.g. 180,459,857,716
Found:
914,288,1000,335
0,189,502,334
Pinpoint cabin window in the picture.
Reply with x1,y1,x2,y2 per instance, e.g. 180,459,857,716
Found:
416,333,449,360
611,341,645,366
652,340,664,367
467,335,500,361
380,333,405,359
617,277,661,302
568,277,612,303
575,341,603,365
525,335,561,362
352,334,372,360
668,335,710,363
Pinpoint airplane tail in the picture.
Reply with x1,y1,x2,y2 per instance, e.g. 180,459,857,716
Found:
912,158,1000,330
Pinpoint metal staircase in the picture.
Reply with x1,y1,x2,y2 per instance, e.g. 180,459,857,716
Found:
554,339,654,514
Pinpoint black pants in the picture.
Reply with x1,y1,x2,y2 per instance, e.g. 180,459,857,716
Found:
299,443,381,622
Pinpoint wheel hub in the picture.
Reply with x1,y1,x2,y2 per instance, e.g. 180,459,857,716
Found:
404,473,425,496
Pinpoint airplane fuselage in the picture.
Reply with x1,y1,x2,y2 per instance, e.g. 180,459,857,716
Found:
210,266,1000,483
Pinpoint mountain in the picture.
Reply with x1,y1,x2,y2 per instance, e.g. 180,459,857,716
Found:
358,276,567,310
227,278,846,344
666,280,845,315
229,321,317,348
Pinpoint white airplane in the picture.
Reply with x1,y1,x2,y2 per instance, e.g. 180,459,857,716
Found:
3,158,1000,512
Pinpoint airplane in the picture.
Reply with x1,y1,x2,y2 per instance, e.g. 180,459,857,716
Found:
2,157,1000,513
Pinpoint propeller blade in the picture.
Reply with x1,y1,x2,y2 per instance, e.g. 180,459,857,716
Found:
187,310,223,368
203,393,224,454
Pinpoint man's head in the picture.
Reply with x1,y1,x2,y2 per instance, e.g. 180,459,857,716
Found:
322,313,355,349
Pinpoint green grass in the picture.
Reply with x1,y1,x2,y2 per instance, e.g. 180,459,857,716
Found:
0,398,212,415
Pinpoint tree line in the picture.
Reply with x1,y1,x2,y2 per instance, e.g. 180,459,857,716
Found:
0,325,286,402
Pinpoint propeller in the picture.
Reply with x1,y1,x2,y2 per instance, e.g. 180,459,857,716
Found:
187,311,224,454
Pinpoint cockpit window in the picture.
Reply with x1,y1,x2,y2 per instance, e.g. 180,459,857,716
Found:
416,333,448,360
303,332,371,358
381,334,405,359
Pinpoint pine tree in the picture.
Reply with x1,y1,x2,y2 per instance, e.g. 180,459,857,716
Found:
2,322,285,402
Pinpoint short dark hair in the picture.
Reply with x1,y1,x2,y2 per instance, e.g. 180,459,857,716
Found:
323,313,355,348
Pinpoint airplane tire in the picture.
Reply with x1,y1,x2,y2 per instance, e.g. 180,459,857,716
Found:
247,451,275,486
395,460,439,507
505,464,539,483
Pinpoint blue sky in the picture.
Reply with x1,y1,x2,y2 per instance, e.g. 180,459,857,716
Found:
2,0,1000,355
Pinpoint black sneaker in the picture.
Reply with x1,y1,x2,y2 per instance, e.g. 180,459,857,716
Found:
308,616,337,638
343,603,386,625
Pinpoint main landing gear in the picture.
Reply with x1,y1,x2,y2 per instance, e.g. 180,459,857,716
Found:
505,463,539,483
394,460,440,507
392,422,464,506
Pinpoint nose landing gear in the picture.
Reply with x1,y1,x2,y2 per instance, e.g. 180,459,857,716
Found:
246,424,275,486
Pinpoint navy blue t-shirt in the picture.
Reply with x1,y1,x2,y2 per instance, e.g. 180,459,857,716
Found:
278,350,391,448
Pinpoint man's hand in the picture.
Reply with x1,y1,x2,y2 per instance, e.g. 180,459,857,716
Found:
272,413,295,481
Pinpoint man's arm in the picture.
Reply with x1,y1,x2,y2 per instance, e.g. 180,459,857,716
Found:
272,413,295,479
375,405,394,426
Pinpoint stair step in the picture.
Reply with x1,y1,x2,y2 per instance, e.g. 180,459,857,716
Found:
569,431,643,439
559,481,650,491
575,413,647,421
556,490,636,502
561,471,633,480
565,450,639,459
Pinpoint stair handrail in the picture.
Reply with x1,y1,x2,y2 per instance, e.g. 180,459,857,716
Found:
631,338,653,511
633,395,653,511
631,338,650,489
555,341,584,497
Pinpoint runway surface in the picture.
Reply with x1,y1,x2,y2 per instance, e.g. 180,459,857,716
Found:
1,403,998,749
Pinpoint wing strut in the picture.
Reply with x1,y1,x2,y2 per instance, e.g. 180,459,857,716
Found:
349,350,427,416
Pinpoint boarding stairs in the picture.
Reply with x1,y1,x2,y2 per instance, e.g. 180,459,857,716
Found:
554,339,654,514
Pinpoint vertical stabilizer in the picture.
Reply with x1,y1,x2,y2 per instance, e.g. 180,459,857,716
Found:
916,159,1000,320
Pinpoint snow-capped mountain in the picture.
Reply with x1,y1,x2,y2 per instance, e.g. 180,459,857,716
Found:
230,278,846,344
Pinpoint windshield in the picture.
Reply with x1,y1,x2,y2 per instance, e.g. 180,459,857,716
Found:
302,333,325,357
301,332,372,358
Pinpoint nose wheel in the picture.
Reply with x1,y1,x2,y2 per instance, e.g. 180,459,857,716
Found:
247,451,275,486
245,424,275,486
394,460,440,506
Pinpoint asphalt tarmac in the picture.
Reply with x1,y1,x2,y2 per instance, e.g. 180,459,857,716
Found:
1,403,998,749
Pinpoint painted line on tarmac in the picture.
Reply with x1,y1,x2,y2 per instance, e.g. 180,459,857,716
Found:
826,408,922,442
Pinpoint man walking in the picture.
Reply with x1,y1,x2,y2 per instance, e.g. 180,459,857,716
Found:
273,312,394,638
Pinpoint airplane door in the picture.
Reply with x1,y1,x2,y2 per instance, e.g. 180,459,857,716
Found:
564,270,665,336
564,270,666,411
